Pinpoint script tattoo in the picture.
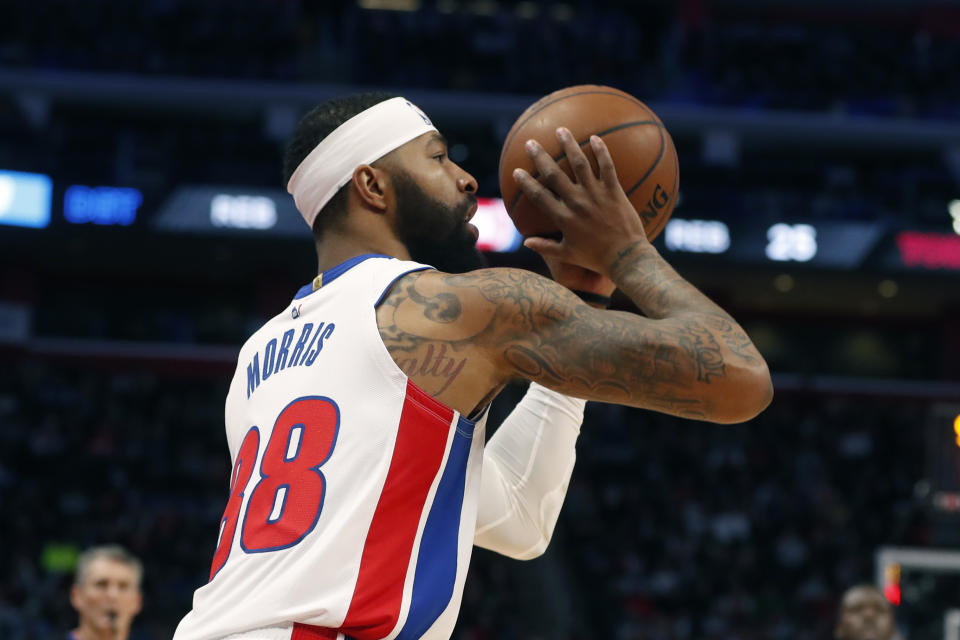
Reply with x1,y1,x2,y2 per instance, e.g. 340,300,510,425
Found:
396,344,466,393
678,319,726,383
610,240,646,275
377,274,473,395
705,314,760,365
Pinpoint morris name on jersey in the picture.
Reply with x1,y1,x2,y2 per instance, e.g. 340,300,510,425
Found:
246,321,336,399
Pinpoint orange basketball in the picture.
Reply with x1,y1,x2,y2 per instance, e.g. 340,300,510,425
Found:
499,85,679,242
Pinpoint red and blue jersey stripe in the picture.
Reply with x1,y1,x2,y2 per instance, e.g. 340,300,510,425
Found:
293,380,476,640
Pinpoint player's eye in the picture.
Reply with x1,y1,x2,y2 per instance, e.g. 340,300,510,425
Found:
433,153,445,162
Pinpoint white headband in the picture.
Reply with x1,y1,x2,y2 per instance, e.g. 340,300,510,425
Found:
287,97,438,228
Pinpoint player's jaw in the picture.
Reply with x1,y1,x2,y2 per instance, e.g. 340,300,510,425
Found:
393,170,485,273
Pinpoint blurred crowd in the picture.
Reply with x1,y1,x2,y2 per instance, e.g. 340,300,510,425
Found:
0,359,230,639
0,357,940,639
2,3,958,232
1,1,958,119
0,95,953,230
1,3,959,639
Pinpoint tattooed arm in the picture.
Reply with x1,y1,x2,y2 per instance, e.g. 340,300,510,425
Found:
489,125,772,422
428,265,770,423
377,259,769,422
376,127,771,422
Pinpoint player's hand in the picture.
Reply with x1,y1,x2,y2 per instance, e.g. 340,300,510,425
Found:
540,256,616,304
512,128,650,278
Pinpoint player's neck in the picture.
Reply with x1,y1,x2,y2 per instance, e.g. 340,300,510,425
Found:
71,622,124,640
315,230,411,274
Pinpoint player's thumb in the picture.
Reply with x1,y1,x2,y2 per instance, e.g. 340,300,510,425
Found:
523,236,564,259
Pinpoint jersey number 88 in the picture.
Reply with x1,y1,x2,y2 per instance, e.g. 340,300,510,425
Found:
209,396,340,580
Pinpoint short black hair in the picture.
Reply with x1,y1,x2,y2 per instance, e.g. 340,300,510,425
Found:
283,92,398,240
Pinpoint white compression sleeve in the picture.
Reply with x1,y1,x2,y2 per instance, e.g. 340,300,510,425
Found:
474,382,586,560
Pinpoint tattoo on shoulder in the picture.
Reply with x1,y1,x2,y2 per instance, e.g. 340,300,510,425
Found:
407,286,461,323
377,272,471,394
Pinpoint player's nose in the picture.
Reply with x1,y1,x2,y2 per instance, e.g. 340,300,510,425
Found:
457,172,477,195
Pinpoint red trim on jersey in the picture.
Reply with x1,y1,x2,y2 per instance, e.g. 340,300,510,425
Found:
292,624,339,640
339,380,454,639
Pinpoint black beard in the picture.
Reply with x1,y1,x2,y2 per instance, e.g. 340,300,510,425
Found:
393,171,485,274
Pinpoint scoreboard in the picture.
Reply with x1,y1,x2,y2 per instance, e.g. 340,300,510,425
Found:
2,165,960,275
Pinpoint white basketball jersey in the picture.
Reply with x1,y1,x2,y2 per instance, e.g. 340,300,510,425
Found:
174,255,489,640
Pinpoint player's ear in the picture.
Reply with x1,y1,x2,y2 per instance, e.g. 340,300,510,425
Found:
352,165,389,213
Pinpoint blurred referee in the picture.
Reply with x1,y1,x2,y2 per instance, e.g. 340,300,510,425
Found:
68,545,143,640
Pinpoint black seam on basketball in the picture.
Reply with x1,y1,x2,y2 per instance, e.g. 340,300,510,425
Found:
648,142,680,240
499,88,661,173
506,119,665,214
625,123,666,198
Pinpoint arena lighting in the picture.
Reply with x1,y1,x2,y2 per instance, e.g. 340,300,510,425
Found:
64,185,142,225
154,186,306,236
773,274,794,293
954,414,960,448
896,231,960,270
664,218,730,254
883,562,902,606
765,223,818,262
877,279,898,299
0,169,52,229
210,193,277,230
472,197,522,252
950,199,960,235
935,492,960,512
357,0,420,10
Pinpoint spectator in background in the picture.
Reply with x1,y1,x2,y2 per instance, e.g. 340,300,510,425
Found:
835,584,898,640
68,545,143,640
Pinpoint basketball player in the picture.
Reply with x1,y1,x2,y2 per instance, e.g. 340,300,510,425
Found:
68,545,143,640
835,585,899,640
174,93,771,640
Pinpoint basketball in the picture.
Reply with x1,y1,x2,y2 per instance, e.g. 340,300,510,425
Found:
499,85,679,242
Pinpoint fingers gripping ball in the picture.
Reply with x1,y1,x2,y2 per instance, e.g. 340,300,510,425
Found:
499,85,679,242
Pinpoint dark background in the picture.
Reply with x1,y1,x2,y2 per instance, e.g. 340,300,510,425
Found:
2,1,960,639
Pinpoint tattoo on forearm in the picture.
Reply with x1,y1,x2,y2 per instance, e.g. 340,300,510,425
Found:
503,344,565,381
440,270,728,413
377,265,763,419
610,240,646,277
609,242,695,319
704,314,760,365
678,319,726,383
